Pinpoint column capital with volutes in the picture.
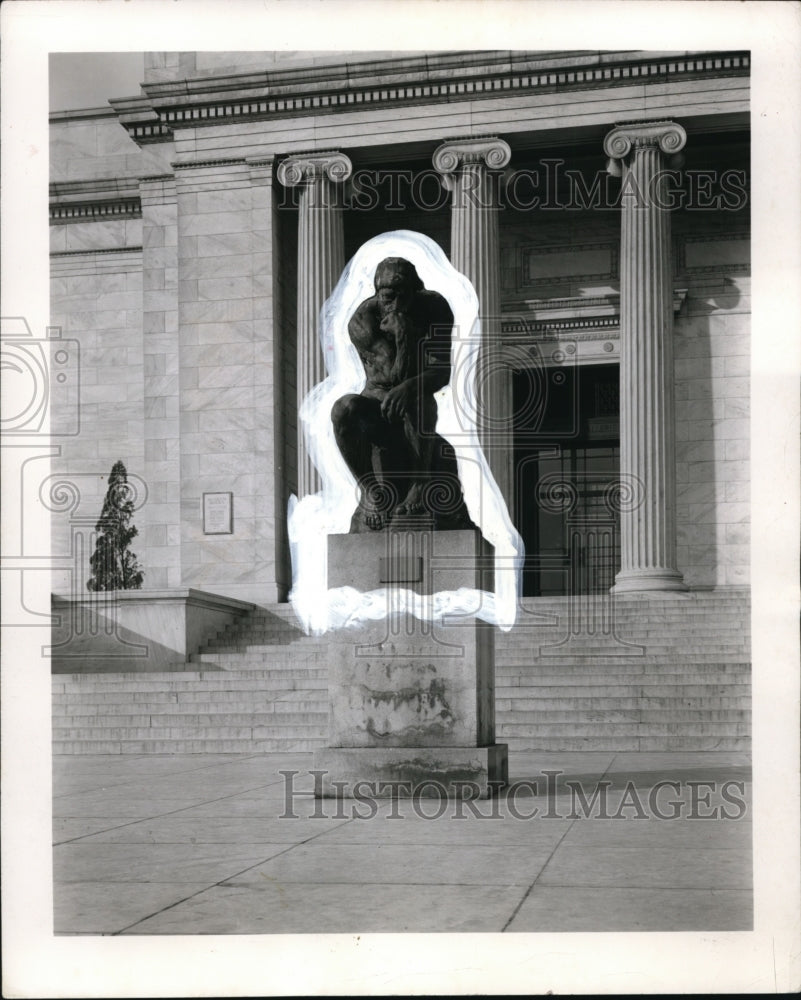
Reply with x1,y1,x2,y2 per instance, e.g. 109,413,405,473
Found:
432,137,511,180
276,151,353,188
603,121,687,167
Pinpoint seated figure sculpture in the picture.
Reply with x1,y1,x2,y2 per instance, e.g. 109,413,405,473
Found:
332,257,473,532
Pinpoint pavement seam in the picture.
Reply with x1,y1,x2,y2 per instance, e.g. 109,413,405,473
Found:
52,752,265,799
499,815,580,931
111,816,352,934
500,752,618,932
52,751,754,935
53,772,317,843
53,785,284,834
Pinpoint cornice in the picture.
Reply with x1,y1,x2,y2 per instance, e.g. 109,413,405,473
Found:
49,179,142,225
106,49,749,147
50,179,140,200
108,95,174,144
503,315,620,339
50,106,118,124
172,157,247,170
50,201,142,224
502,289,688,338
50,246,144,258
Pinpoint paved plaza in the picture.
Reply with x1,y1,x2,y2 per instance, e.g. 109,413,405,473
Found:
53,750,752,935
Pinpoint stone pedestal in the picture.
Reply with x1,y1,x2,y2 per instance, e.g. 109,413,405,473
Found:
315,530,507,797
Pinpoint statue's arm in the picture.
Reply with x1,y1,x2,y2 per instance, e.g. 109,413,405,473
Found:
347,300,380,370
414,291,454,395
379,293,453,421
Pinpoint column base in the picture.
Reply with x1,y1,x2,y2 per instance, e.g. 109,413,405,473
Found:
612,568,688,593
313,745,509,798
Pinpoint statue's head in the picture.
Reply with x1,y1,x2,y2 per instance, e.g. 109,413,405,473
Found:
374,258,424,308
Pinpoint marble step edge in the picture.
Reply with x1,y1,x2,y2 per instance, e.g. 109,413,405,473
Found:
53,675,751,697
52,694,328,708
54,721,751,738
499,708,751,722
496,686,751,698
497,651,751,661
52,671,327,686
502,739,752,752
499,722,752,735
52,696,328,711
495,695,750,708
52,694,748,714
205,641,750,656
497,661,751,673
52,711,750,733
52,724,327,739
52,739,327,754
244,603,752,623
54,711,329,727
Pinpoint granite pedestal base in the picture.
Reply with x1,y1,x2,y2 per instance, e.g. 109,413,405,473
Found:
313,745,508,798
318,530,507,798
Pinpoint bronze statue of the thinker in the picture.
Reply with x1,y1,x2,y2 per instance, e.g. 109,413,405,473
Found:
332,257,472,533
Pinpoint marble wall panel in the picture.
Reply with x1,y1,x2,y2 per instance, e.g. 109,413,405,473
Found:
180,299,254,324
140,179,181,594
196,365,253,389
181,210,252,238
674,261,750,589
180,253,253,280
50,254,146,596
173,163,283,602
195,232,256,257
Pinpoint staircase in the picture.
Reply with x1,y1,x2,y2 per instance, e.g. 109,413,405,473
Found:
496,589,751,751
52,589,750,754
52,605,329,754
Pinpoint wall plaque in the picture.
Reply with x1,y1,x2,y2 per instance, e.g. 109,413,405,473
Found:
521,243,617,287
203,492,233,535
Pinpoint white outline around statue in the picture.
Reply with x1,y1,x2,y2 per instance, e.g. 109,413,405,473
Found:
287,230,524,635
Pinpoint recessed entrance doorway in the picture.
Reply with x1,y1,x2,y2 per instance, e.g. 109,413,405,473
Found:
514,362,621,597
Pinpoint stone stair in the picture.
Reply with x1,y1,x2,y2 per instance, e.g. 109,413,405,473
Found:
496,590,751,751
52,605,329,754
52,589,750,754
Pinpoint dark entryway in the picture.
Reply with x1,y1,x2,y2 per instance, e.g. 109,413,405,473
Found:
514,362,621,597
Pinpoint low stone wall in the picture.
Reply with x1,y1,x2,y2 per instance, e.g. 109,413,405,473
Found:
50,589,254,673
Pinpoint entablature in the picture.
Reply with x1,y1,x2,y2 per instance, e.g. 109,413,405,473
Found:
107,50,749,149
49,178,142,224
502,289,688,365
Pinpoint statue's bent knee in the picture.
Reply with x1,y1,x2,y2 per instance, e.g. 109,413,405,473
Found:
331,394,362,429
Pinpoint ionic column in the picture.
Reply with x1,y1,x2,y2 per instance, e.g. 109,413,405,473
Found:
433,137,513,512
277,151,352,498
604,121,687,592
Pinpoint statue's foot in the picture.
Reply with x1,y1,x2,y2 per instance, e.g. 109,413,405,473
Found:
365,510,385,531
393,482,425,518
351,505,387,532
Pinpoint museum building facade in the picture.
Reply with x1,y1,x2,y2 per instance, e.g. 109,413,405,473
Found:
48,50,752,752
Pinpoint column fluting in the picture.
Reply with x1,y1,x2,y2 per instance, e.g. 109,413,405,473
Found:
433,137,513,512
277,151,352,498
604,121,687,591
